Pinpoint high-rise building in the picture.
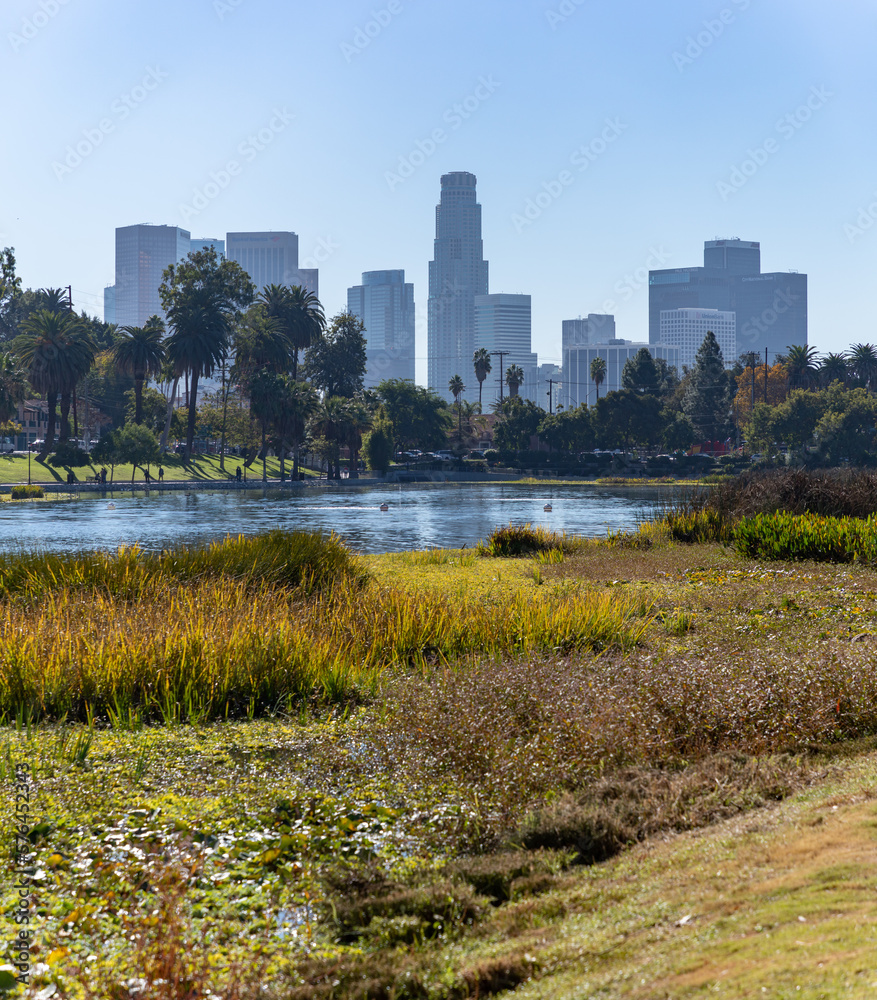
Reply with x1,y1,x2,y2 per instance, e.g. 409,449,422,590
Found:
474,293,538,403
347,270,415,387
103,285,116,325
226,232,318,297
191,237,226,258
565,341,680,409
114,224,190,328
703,238,760,274
659,308,736,370
428,172,489,402
561,314,616,408
649,239,807,364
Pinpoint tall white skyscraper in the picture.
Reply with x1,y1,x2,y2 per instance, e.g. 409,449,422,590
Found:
347,270,415,388
226,232,318,297
114,224,190,327
659,308,736,370
428,172,489,402
474,293,538,403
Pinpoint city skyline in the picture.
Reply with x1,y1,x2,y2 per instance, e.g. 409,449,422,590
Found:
4,1,875,386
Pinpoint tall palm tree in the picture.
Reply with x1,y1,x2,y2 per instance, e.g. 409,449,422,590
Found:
16,310,94,454
232,305,290,382
0,352,28,424
818,352,848,388
342,398,372,479
590,356,607,401
248,368,284,482
272,376,318,482
164,290,232,460
849,343,877,392
310,396,348,479
113,316,166,424
159,247,255,459
473,348,491,408
261,283,325,380
505,365,524,399
448,374,465,440
784,344,820,391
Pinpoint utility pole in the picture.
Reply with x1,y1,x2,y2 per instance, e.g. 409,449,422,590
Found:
546,378,560,415
491,350,509,405
765,347,769,404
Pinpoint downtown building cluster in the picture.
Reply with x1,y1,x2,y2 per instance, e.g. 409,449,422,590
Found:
105,176,809,413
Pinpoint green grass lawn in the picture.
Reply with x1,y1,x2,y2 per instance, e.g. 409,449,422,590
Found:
0,453,321,485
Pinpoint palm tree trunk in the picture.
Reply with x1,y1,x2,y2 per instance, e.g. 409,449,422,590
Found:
261,421,267,483
160,377,180,453
478,378,483,409
73,389,79,440
219,364,229,472
185,370,200,460
134,377,144,424
42,392,58,456
59,392,71,442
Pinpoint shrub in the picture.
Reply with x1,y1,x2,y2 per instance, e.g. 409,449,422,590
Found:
480,523,575,557
10,485,44,500
735,512,877,564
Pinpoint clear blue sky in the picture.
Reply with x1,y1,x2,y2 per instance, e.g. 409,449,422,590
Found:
3,0,876,384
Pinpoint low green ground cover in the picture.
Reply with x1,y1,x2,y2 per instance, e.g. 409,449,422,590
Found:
2,515,877,996
0,453,320,486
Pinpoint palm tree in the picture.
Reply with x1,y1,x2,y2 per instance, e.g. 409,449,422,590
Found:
590,356,607,401
473,348,491,408
248,369,283,482
113,316,166,424
16,310,94,454
271,376,318,482
310,396,348,479
505,365,524,399
818,352,848,388
159,247,255,459
261,283,325,380
0,352,28,424
784,344,820,391
448,374,465,440
849,343,877,392
342,398,372,479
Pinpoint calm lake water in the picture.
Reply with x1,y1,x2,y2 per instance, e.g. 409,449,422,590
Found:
0,483,679,555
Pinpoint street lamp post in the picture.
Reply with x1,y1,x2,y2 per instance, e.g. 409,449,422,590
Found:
28,449,31,486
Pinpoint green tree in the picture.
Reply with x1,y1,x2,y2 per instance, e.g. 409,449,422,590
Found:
590,356,607,401
159,246,255,459
0,351,28,422
848,343,877,392
448,374,465,439
814,386,877,464
772,389,828,453
112,317,165,424
309,395,349,479
473,348,492,409
125,386,169,435
15,310,94,454
91,429,122,483
818,353,848,388
660,409,696,453
593,390,661,452
115,423,161,482
494,397,544,452
683,331,731,444
271,377,318,481
374,379,451,454
538,405,592,455
783,344,820,391
505,364,524,398
621,348,660,394
743,402,778,458
0,248,22,342
303,310,366,399
261,283,325,381
362,406,394,474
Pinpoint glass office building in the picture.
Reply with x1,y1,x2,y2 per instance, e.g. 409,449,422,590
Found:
226,232,318,297
649,239,807,364
428,172,489,402
114,224,190,328
474,293,538,403
347,270,416,388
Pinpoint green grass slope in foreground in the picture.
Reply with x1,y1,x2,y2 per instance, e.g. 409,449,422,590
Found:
2,524,877,995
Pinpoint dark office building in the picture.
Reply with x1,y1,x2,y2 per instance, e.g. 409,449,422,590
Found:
649,239,807,365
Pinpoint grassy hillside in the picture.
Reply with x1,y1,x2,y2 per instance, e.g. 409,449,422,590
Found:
2,522,877,997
